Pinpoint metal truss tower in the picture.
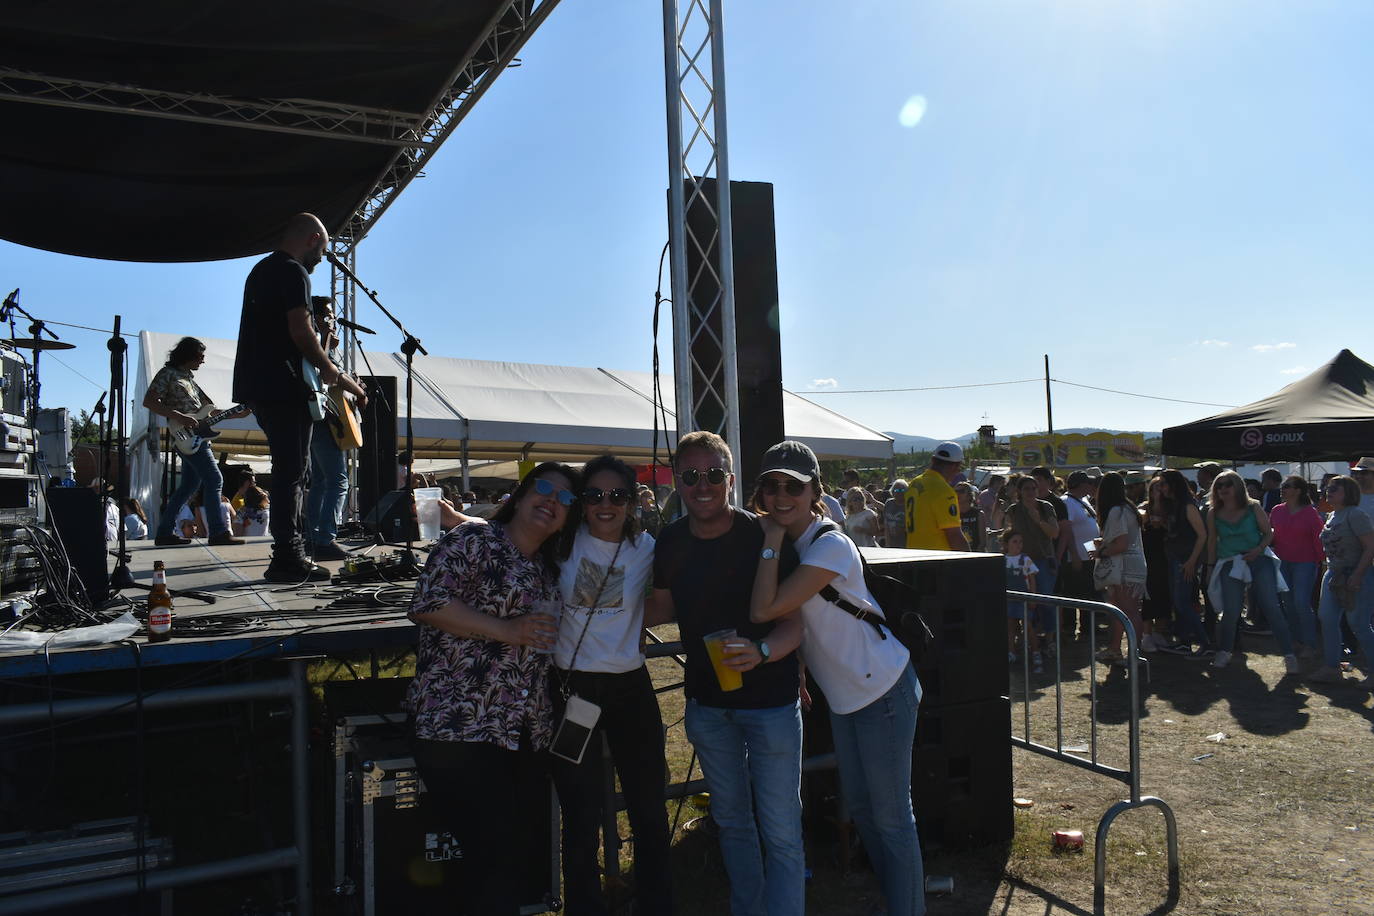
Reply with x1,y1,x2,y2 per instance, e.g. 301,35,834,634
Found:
662,0,744,494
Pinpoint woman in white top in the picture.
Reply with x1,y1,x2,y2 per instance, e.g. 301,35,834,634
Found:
750,440,925,916
1092,471,1148,663
549,454,671,916
122,498,148,540
842,486,880,547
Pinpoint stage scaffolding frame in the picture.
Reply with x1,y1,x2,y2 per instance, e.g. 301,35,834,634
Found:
0,0,561,254
662,0,744,496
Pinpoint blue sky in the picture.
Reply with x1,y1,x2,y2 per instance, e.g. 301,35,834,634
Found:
3,0,1371,443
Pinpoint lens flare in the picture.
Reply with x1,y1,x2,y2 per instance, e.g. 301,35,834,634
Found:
899,95,928,128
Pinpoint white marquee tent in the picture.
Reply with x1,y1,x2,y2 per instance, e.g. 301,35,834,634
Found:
129,331,892,529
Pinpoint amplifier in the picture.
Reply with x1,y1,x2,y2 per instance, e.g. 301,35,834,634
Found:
0,524,43,593
0,348,27,426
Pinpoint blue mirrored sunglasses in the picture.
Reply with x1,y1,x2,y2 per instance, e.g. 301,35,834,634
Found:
533,477,576,507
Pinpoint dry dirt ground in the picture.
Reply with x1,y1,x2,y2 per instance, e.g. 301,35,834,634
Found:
640,624,1374,916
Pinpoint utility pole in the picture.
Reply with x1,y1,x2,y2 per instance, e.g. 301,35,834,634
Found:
1044,354,1054,466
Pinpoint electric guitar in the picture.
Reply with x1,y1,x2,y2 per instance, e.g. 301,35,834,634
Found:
171,404,248,456
326,384,364,451
301,358,328,422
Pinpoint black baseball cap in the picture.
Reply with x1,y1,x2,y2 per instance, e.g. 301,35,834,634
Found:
759,440,821,481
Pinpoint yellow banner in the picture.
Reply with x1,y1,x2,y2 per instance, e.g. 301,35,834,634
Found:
517,459,537,481
1009,432,1147,470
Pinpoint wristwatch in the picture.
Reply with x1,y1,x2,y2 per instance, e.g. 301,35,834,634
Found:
755,639,771,662
760,547,777,560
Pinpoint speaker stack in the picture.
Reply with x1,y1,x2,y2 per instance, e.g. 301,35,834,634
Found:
868,549,1013,851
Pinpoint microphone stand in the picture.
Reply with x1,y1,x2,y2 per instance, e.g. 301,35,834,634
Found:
106,316,134,594
3,295,61,429
327,252,425,572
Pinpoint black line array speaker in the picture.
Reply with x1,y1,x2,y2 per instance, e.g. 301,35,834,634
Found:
803,550,1013,854
682,178,784,485
865,549,1009,707
358,375,398,524
45,486,109,603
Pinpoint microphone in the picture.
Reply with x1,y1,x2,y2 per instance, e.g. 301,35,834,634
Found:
94,391,107,413
1,289,16,323
335,316,376,335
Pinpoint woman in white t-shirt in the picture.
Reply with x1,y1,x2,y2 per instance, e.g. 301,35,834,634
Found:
749,440,925,916
549,455,671,916
843,486,880,547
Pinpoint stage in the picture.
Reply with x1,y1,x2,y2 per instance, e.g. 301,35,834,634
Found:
0,536,421,679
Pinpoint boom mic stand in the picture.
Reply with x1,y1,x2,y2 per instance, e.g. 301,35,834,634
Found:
326,251,425,572
103,316,214,603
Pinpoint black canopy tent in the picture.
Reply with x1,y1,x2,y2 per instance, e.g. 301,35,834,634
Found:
0,0,555,262
1161,349,1374,462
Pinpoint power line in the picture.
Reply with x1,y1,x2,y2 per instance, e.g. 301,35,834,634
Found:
800,374,1238,409
1050,378,1237,409
32,319,139,338
802,378,1041,394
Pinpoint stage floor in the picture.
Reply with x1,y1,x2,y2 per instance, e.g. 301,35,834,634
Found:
0,535,423,678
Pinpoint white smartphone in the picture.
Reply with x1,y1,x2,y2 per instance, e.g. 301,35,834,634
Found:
549,695,602,765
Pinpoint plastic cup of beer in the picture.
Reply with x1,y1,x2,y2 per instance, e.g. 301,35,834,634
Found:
531,598,562,654
703,628,744,691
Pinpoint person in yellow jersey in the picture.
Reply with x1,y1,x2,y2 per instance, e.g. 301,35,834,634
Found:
905,441,970,551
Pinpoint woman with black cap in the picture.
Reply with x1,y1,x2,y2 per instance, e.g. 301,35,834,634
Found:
750,439,926,916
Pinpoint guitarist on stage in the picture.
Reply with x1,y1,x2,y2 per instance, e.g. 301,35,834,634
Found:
304,295,365,560
144,336,249,547
234,213,367,582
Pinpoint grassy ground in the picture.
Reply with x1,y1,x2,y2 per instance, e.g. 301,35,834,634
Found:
628,622,1374,915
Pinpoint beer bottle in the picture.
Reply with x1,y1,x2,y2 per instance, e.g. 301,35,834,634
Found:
147,560,173,643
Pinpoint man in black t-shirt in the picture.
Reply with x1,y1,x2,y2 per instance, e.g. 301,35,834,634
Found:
1030,466,1070,636
234,213,366,582
649,431,805,916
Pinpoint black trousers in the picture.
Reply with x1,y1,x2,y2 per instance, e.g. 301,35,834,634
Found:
251,397,312,560
550,665,673,916
412,736,550,916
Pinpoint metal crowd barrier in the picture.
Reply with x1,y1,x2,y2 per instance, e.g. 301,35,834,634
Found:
1005,590,1180,911
0,656,312,915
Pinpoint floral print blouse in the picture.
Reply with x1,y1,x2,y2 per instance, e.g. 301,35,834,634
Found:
404,520,561,751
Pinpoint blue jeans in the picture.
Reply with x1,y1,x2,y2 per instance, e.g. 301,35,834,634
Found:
684,699,804,916
305,421,348,545
1317,569,1374,668
1217,556,1294,656
830,664,925,916
156,441,227,537
1031,557,1059,634
1167,554,1212,648
1278,560,1319,648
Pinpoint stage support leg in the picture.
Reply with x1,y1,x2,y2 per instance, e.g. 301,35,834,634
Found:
290,658,312,914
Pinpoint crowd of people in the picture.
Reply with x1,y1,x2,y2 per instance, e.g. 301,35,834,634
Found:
820,448,1374,686
404,433,925,916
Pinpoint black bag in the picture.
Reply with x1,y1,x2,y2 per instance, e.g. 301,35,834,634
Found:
780,522,934,664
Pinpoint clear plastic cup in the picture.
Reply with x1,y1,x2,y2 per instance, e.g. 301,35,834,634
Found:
703,628,744,691
413,487,443,541
531,598,562,655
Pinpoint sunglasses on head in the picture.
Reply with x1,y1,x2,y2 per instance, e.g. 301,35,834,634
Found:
758,477,809,497
582,487,633,506
532,477,577,507
678,467,727,487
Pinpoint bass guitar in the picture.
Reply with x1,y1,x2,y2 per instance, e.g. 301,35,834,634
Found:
171,404,248,456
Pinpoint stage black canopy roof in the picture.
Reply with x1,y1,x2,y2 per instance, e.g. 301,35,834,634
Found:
1161,349,1374,462
0,1,554,262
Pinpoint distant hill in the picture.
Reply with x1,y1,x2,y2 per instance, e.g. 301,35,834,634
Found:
884,428,1162,454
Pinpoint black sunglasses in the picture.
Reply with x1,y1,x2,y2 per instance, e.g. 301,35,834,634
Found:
758,478,808,497
678,467,727,487
582,487,633,506
532,477,577,507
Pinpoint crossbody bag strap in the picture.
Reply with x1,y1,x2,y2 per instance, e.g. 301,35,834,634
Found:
806,522,889,640
557,537,624,699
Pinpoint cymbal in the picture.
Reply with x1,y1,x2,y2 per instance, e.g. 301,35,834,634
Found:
0,337,75,351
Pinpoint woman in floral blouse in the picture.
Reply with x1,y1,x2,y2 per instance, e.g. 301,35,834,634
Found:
405,461,582,915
